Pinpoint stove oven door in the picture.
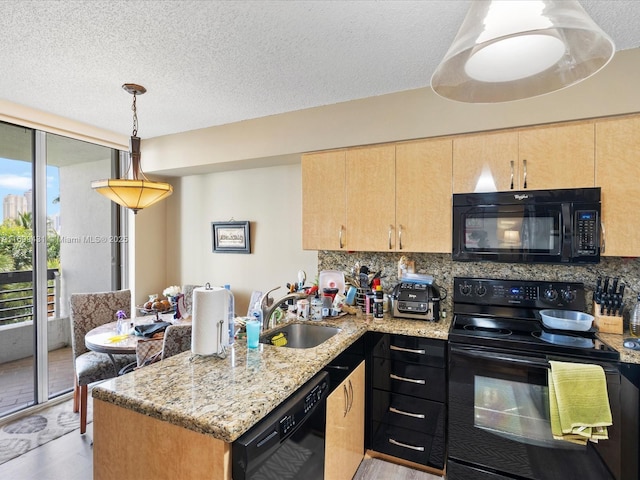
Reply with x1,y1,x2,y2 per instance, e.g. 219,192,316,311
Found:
448,344,621,480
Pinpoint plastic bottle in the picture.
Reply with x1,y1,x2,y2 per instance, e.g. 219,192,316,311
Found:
374,285,384,319
224,285,235,345
250,300,263,328
310,293,323,320
630,294,640,337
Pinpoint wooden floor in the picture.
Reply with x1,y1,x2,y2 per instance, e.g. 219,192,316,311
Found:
0,422,94,480
354,457,443,480
0,423,443,480
0,346,75,416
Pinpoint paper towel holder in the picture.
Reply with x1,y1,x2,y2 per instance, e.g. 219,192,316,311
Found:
189,282,228,361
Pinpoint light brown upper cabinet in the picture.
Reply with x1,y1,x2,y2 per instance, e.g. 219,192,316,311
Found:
396,138,452,253
453,123,595,193
345,145,396,251
596,115,640,257
303,140,453,252
453,131,519,193
302,150,346,250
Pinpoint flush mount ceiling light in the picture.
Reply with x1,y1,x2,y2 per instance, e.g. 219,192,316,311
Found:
91,84,173,214
430,0,615,103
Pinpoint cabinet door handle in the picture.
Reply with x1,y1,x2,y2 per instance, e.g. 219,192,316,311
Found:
510,160,514,190
343,384,349,417
388,225,393,250
389,406,425,419
390,373,426,385
522,159,527,189
390,344,425,355
348,379,354,413
388,438,425,452
398,225,403,250
600,219,606,254
339,226,344,249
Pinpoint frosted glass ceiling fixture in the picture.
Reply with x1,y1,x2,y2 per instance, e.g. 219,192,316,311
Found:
430,0,615,103
91,84,173,214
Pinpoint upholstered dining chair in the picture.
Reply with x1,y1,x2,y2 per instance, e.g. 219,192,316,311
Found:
161,324,192,359
69,289,136,434
134,324,193,368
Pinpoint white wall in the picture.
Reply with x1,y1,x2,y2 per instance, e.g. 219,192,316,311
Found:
155,162,317,315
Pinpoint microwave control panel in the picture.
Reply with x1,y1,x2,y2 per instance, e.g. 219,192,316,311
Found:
575,210,599,256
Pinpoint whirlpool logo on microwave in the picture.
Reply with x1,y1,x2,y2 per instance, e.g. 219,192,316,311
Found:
514,194,531,200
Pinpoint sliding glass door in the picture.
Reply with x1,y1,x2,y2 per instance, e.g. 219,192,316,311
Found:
0,122,124,417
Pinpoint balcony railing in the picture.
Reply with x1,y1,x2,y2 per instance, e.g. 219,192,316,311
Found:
0,269,60,326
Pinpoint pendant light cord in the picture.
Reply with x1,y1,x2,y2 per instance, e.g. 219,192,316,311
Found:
131,93,138,137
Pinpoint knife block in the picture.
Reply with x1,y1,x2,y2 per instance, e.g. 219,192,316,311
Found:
593,301,623,334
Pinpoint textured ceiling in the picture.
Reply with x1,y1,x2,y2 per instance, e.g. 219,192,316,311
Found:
1,0,640,139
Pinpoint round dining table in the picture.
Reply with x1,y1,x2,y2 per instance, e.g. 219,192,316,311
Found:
84,313,180,373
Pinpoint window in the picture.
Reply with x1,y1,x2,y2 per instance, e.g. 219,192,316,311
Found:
0,122,125,416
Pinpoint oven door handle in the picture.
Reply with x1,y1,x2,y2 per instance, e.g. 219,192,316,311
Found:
451,346,550,368
450,344,619,374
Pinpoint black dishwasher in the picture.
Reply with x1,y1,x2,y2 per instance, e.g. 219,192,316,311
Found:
232,371,329,480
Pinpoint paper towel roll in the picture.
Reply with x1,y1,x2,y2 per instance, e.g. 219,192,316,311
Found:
191,286,230,356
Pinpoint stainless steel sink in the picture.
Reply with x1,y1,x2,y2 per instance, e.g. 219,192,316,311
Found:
260,323,341,349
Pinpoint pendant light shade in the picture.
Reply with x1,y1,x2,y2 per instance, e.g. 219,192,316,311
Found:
91,84,173,214
430,0,615,103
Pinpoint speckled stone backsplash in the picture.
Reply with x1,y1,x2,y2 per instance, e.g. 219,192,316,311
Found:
318,251,640,325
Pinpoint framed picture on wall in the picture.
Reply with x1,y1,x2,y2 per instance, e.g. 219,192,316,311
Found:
212,221,251,254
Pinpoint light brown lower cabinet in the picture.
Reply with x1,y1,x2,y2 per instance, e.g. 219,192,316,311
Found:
93,399,232,480
325,361,365,480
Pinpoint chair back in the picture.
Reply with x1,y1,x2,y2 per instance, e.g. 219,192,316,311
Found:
69,290,131,359
161,324,192,359
135,338,164,367
181,284,200,317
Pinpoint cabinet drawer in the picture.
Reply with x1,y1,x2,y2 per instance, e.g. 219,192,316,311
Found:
372,421,445,469
372,356,446,401
372,334,445,368
372,389,444,435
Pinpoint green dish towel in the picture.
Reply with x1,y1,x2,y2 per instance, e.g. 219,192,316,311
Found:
548,360,612,445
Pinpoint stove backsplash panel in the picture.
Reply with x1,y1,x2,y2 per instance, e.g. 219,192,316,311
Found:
318,251,640,326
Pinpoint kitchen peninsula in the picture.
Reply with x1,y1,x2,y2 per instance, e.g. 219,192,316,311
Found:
92,314,450,480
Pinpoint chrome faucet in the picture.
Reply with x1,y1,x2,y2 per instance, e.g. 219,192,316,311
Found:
259,286,308,331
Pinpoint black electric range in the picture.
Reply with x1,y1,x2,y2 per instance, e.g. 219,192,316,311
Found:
450,277,620,361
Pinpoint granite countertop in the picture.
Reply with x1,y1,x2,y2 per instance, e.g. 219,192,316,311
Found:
598,331,640,364
92,311,638,444
92,312,452,443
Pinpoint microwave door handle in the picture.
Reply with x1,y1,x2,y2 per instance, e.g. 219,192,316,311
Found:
561,203,572,261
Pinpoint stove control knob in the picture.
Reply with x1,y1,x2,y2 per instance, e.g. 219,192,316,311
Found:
459,283,472,296
544,288,558,302
475,285,487,297
562,288,576,303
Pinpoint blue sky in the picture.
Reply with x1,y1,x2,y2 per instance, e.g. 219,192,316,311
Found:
0,158,60,216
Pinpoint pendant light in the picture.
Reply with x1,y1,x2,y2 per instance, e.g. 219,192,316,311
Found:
430,0,615,103
91,84,173,214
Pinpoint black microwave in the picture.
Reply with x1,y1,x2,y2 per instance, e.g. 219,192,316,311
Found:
452,187,601,264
